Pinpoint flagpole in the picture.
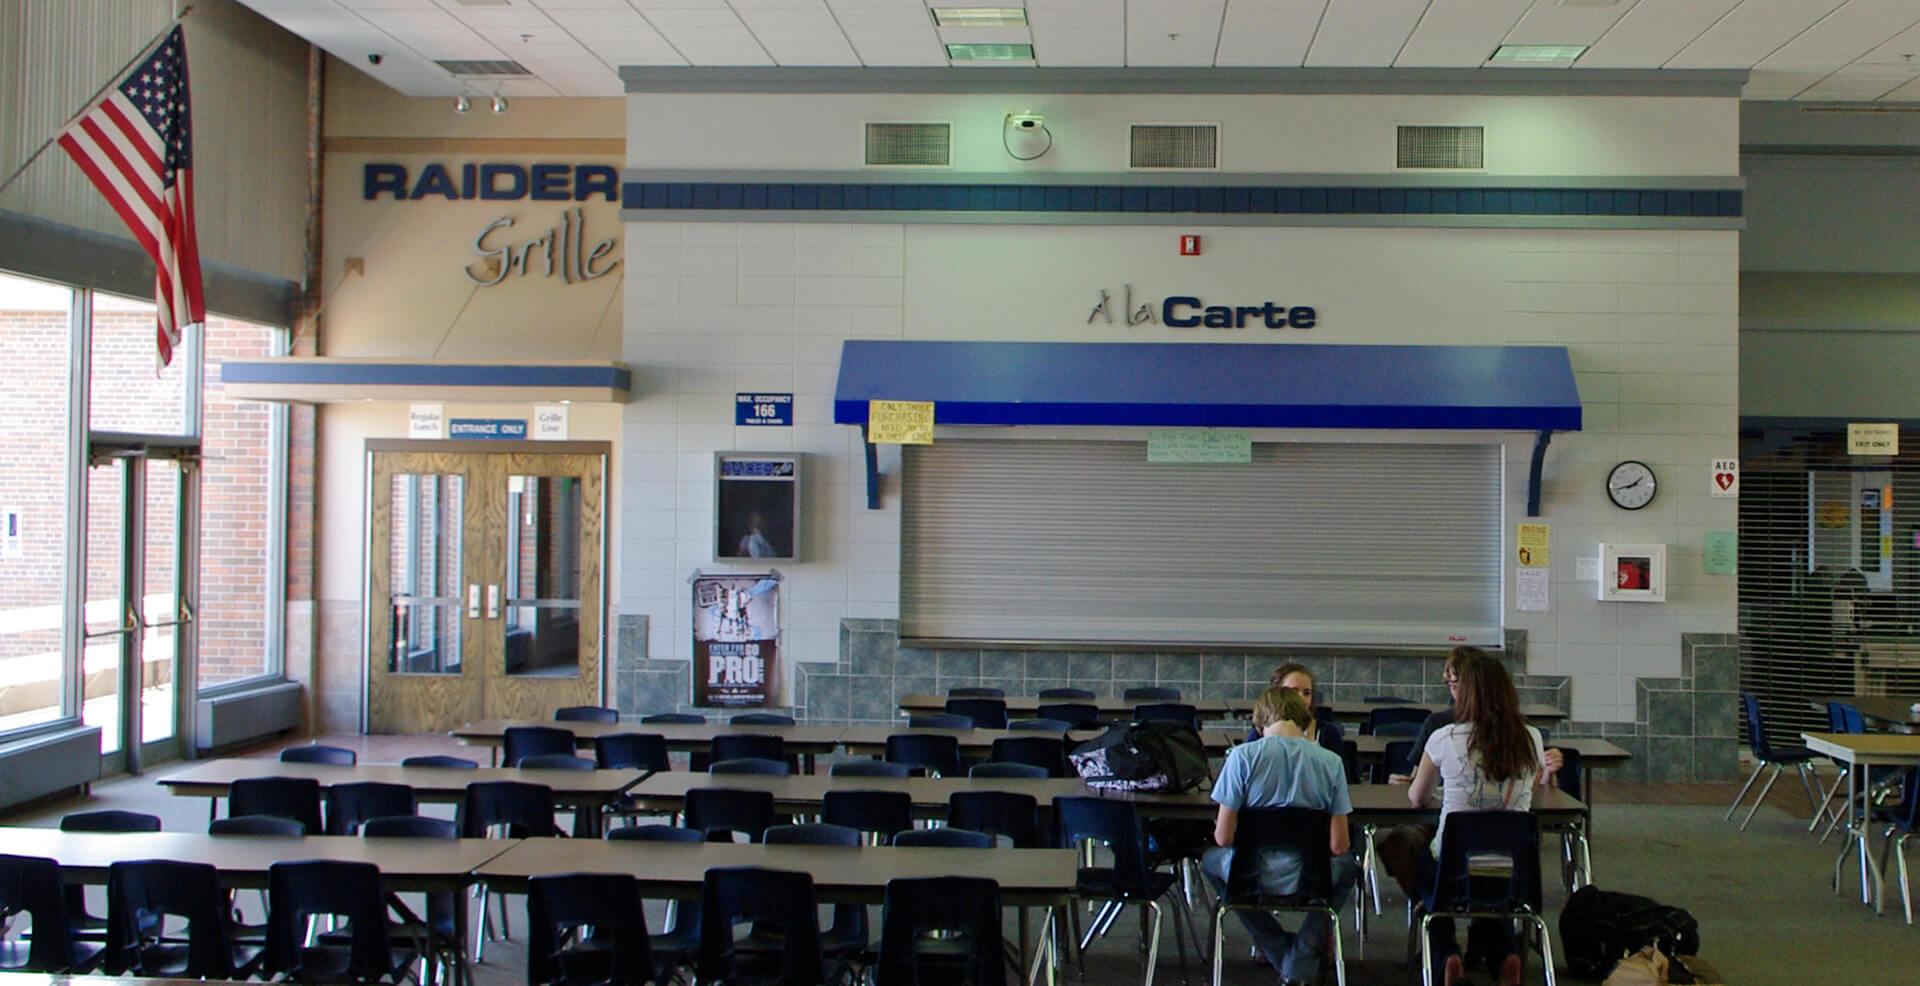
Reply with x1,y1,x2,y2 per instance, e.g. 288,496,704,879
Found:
0,6,195,202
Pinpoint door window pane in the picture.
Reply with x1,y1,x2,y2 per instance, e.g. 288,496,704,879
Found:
0,272,75,733
504,475,582,677
89,291,188,436
198,314,284,686
141,461,180,744
83,462,127,754
388,474,463,674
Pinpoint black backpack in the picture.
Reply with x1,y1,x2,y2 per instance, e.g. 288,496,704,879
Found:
1558,885,1701,979
1068,720,1211,793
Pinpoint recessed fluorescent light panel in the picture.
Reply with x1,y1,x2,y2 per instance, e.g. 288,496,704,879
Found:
1488,45,1587,63
946,43,1034,61
931,7,1029,28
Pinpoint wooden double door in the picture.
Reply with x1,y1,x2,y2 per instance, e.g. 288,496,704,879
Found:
365,441,607,733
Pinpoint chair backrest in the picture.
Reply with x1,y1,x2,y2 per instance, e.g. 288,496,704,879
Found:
400,755,478,769
265,860,394,982
59,809,161,833
1133,702,1199,730
892,827,993,849
526,872,653,986
210,814,307,836
0,854,82,972
503,726,578,766
908,713,974,730
830,758,914,778
228,776,323,835
709,756,792,776
765,822,862,847
710,732,786,764
991,735,1068,776
885,733,961,778
1008,717,1074,732
1382,739,1419,780
459,781,561,838
948,791,1042,848
1221,807,1334,903
1038,687,1095,700
1364,706,1429,736
595,732,671,771
554,705,620,723
1036,703,1100,729
1053,796,1155,893
607,823,703,843
875,876,1004,986
1426,810,1544,916
106,859,233,978
699,867,824,986
362,815,457,839
969,762,1048,780
1555,747,1585,802
944,697,1009,729
324,780,417,835
947,687,1005,698
279,744,357,765
730,713,797,726
641,713,706,724
1123,686,1180,701
1742,694,1787,760
1835,702,1867,734
518,753,597,771
684,787,776,842
822,789,913,844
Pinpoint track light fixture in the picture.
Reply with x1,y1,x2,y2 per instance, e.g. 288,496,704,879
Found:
491,93,508,114
453,94,471,114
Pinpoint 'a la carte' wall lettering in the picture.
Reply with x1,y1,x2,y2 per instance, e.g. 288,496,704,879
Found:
466,207,619,287
1089,285,1317,330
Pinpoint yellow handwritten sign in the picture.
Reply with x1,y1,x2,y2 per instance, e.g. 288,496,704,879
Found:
868,400,934,444
1516,522,1550,567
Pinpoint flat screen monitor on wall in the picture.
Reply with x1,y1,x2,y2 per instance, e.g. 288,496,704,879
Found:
715,453,800,561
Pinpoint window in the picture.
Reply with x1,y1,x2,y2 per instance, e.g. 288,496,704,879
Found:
901,438,1503,647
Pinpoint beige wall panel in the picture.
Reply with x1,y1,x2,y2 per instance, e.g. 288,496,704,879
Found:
0,0,307,283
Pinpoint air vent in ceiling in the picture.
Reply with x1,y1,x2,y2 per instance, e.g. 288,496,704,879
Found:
1397,125,1484,169
865,123,951,166
1130,124,1218,169
435,59,532,78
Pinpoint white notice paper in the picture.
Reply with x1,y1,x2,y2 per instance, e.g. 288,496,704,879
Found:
1576,556,1600,582
1517,567,1550,612
408,403,444,439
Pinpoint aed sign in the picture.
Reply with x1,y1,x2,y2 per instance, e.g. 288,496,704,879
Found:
1088,284,1315,330
362,162,620,202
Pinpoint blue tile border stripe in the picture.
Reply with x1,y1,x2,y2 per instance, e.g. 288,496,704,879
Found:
621,181,1740,218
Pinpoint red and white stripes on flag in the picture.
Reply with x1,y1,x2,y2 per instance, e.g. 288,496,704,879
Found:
57,24,204,370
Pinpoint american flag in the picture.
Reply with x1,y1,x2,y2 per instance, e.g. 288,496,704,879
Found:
57,25,204,369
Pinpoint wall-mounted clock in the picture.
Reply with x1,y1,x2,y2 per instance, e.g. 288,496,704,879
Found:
1606,460,1657,510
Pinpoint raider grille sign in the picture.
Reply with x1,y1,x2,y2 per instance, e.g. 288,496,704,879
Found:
691,572,780,707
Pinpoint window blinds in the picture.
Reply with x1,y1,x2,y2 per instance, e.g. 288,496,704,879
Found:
901,439,1503,647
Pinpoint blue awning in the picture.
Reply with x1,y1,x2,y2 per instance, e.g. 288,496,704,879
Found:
832,340,1581,431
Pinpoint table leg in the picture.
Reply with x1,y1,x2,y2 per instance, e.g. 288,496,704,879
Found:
1026,906,1058,986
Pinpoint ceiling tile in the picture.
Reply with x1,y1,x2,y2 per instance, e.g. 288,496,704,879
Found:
1579,0,1739,69
1215,2,1325,67
1797,63,1920,101
1503,0,1633,47
1755,0,1920,68
1879,76,1920,100
1394,0,1534,68
853,44,950,65
1125,2,1226,67
1666,0,1847,69
1305,0,1425,67
645,8,752,27
673,44,778,65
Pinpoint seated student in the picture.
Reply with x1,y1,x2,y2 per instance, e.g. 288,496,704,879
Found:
1249,662,1345,755
1203,685,1359,986
1390,646,1562,785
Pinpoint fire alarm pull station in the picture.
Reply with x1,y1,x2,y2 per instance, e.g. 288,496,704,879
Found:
1179,235,1201,256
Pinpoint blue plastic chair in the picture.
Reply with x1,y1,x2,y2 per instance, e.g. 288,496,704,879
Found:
944,697,1009,729
1416,810,1554,986
1726,694,1820,830
1211,807,1346,986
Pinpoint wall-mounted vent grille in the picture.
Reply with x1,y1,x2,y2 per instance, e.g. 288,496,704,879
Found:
1397,125,1484,169
435,59,532,78
865,123,951,166
1130,124,1218,169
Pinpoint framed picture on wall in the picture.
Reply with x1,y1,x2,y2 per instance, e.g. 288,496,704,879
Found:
1598,542,1667,603
715,453,800,561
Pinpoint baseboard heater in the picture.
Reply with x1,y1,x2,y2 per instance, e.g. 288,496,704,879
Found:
196,680,304,752
0,726,102,811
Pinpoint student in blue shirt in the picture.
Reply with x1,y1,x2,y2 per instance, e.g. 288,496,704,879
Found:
1203,685,1359,986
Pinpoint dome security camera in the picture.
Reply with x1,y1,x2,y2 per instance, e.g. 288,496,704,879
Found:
1008,112,1043,130
1003,111,1052,160
367,53,384,66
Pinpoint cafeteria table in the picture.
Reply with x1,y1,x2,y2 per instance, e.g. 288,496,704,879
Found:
476,837,1080,986
451,717,847,771
0,827,510,986
1800,731,1920,916
836,723,1236,759
1225,697,1569,725
156,760,648,838
621,769,1092,820
895,693,1234,720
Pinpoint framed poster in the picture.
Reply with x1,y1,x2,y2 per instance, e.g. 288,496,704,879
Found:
1598,543,1667,603
715,453,800,561
691,571,780,707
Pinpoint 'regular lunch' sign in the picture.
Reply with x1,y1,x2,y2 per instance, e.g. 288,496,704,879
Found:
690,572,780,708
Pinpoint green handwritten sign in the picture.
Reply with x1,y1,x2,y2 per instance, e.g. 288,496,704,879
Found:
1704,531,1737,575
1147,429,1252,464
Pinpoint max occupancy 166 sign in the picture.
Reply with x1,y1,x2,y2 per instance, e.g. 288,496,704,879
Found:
690,571,780,708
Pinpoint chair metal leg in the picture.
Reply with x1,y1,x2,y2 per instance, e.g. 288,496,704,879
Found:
1795,762,1824,816
1418,913,1436,986
1896,834,1914,924
1739,765,1783,830
1811,766,1850,833
1725,761,1766,821
1327,905,1347,986
1140,902,1162,986
1209,906,1226,986
1530,914,1557,986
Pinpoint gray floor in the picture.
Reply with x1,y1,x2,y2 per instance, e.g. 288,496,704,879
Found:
6,759,1916,985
